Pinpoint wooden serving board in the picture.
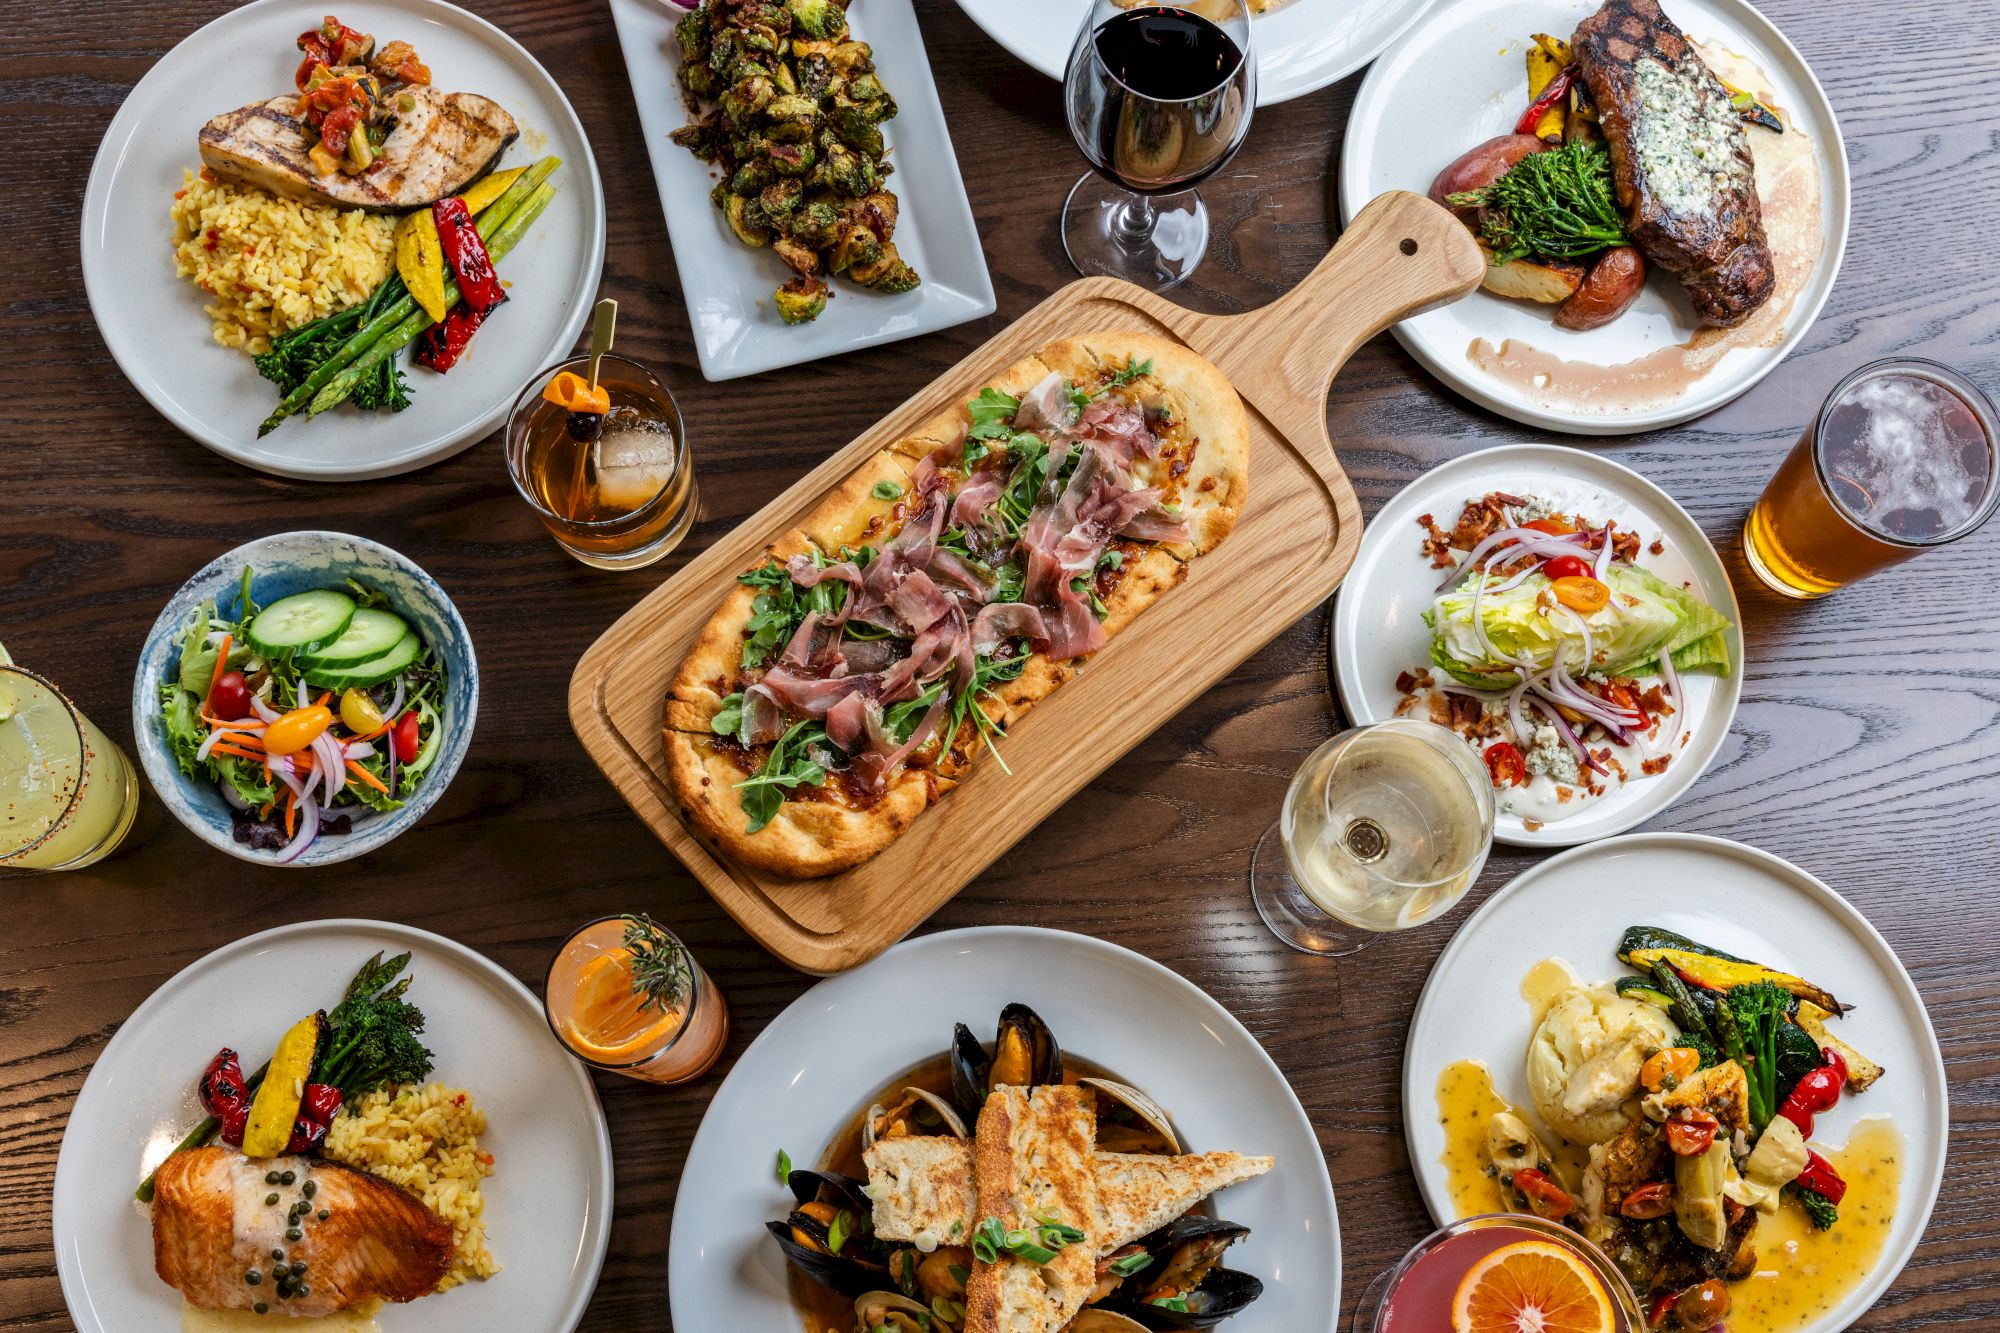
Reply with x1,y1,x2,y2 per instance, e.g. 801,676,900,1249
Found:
570,192,1484,973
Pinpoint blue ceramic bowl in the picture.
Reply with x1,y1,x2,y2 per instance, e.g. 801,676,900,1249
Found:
132,531,479,867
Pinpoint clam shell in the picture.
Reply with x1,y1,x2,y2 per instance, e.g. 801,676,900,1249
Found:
862,1086,971,1150
1081,1076,1183,1154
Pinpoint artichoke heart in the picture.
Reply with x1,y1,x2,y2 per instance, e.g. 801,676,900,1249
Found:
1672,1137,1734,1250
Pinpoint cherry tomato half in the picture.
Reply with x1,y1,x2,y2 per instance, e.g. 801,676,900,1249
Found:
1510,1167,1575,1220
1542,553,1593,581
1620,1181,1677,1220
1665,1109,1720,1157
263,704,334,757
392,710,422,764
339,687,386,736
1523,516,1576,536
1484,741,1528,788
207,670,251,721
1605,681,1652,728
1640,1046,1699,1092
1551,575,1611,615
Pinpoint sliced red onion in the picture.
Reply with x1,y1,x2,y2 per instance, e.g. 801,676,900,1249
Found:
217,780,250,811
1659,648,1682,711
343,740,377,761
278,793,320,863
1535,672,1638,734
295,679,309,710
383,677,407,723
1592,525,1615,581
250,694,280,724
195,729,237,763
1507,678,1534,747
310,730,346,803
1434,526,1587,592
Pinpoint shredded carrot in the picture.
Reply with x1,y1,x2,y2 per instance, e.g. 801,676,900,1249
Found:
206,633,233,702
345,761,389,794
208,743,267,762
313,691,332,708
209,730,266,750
284,786,298,838
258,800,275,818
351,722,393,743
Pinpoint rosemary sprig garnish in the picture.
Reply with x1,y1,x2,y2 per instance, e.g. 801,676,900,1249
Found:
621,913,692,1013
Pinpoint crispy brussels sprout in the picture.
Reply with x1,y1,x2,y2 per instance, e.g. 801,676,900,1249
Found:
724,194,770,247
674,0,916,322
774,275,829,324
787,0,849,40
767,140,816,177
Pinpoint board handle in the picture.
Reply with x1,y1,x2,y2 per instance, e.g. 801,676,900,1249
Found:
1136,190,1486,489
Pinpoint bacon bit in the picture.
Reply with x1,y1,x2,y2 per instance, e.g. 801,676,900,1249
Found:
1523,818,1544,832
1606,755,1629,781
1556,786,1574,803
1394,693,1422,717
1395,669,1422,693
1642,755,1672,776
1650,537,1666,555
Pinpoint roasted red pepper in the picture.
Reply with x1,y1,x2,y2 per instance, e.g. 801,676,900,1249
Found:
1515,65,1578,135
219,1100,251,1148
198,1048,249,1120
415,197,507,373
1796,1150,1847,1204
284,1082,345,1154
1777,1054,1844,1137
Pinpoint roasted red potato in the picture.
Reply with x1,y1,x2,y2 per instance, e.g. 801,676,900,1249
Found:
1556,245,1648,330
1428,134,1548,216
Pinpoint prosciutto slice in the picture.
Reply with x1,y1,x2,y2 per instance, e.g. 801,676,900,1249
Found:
971,602,1048,657
887,569,954,635
1012,371,1075,434
1074,398,1158,468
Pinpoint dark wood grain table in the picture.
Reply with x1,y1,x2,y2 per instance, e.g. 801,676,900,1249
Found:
4,0,1997,1327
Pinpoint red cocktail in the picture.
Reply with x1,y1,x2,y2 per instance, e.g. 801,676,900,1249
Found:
1358,1214,1642,1333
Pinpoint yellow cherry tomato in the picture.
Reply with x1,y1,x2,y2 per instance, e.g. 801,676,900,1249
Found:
1640,1046,1700,1092
1551,575,1610,614
263,704,334,757
339,688,386,735
542,370,610,415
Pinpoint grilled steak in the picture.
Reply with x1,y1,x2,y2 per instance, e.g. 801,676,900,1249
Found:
1572,0,1774,326
199,86,516,213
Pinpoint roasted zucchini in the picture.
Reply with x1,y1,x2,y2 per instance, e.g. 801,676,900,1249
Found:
1617,926,1845,1013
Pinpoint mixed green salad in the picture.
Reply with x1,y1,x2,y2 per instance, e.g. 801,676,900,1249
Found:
160,567,446,860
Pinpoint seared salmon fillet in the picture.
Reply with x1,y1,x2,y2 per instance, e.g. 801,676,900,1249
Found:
1572,0,1774,326
198,86,517,212
152,1146,452,1314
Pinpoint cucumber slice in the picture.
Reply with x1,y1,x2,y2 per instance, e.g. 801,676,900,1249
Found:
297,608,410,669
245,590,355,656
301,632,421,690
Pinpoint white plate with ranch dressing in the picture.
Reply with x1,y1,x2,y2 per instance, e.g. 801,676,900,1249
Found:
1339,0,1848,434
1330,444,1744,847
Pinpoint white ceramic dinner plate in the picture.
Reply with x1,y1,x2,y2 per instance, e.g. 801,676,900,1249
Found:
1402,833,1949,1333
1330,444,1744,848
52,919,613,1333
671,926,1340,1330
608,0,995,381
81,0,605,480
1340,0,1848,434
955,0,1436,107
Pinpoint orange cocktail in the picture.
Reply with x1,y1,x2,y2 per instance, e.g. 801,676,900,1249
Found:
543,915,728,1084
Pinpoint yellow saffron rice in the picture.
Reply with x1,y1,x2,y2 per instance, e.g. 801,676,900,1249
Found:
322,1082,499,1291
169,168,395,354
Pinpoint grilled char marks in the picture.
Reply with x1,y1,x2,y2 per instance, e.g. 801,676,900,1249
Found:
1572,0,1774,326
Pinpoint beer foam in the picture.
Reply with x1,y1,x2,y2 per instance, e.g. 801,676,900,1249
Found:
1840,376,1981,532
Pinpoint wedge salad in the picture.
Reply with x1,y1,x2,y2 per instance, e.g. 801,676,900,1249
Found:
159,568,446,860
1396,490,1733,828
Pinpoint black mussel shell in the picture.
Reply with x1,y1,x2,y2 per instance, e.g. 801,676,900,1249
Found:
764,1214,889,1298
1118,1267,1265,1329
950,1022,989,1121
785,1167,872,1212
989,1002,1063,1089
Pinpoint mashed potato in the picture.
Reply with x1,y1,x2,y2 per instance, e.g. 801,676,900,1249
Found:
1526,984,1679,1145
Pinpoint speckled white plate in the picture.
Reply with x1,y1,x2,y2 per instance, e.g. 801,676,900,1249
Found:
1330,444,1743,847
131,531,477,867
1339,0,1847,433
955,0,1437,106
52,919,612,1333
1403,834,1948,1333
81,0,604,479
670,926,1339,1331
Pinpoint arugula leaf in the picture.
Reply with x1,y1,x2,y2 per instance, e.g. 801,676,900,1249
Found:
734,718,830,833
1069,576,1108,618
1108,356,1153,387
712,692,745,738
966,387,1020,441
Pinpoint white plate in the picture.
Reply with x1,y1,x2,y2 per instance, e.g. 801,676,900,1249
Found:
1339,0,1848,434
955,0,1436,107
81,0,605,480
1330,443,1744,848
1402,833,1949,1333
53,919,613,1332
670,926,1339,1330
608,0,995,381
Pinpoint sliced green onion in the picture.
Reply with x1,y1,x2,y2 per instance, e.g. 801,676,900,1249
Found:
775,1148,792,1184
1108,1251,1154,1278
828,1209,852,1254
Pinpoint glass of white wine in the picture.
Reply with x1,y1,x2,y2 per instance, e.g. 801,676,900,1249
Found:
1250,718,1494,956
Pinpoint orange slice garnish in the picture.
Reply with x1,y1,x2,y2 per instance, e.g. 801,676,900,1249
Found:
1451,1238,1616,1333
559,950,682,1063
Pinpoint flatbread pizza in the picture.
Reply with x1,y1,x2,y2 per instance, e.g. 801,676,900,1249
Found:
664,331,1250,877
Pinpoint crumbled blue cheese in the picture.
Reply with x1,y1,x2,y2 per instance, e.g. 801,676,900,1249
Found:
1632,58,1745,215
1525,723,1580,784
1512,495,1557,522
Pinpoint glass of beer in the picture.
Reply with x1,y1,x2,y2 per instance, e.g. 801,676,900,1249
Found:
1250,718,1494,957
0,660,141,872
543,914,729,1085
505,354,699,570
1745,358,1999,598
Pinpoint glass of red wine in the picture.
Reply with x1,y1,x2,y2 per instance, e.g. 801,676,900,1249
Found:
1062,0,1257,289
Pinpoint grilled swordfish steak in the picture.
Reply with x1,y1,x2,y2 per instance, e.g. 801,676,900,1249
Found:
1571,0,1775,326
199,85,517,213
152,1147,453,1314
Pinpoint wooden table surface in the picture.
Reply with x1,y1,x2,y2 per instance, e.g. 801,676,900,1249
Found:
4,0,1997,1327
